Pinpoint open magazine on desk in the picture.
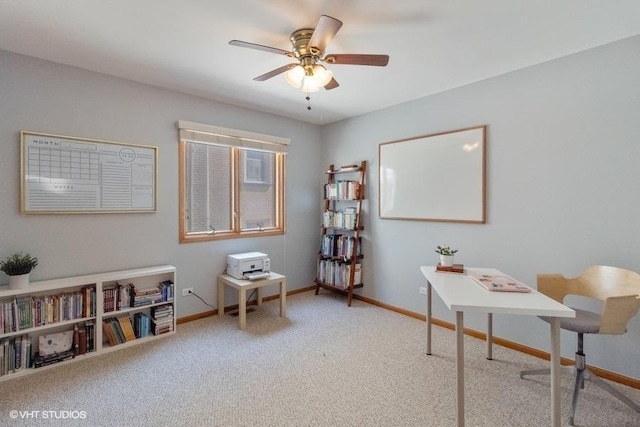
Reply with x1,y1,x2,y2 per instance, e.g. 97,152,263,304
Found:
470,273,532,293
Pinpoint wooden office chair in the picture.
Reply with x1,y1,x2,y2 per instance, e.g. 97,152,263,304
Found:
520,265,640,426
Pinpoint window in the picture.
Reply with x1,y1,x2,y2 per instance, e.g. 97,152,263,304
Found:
178,121,288,243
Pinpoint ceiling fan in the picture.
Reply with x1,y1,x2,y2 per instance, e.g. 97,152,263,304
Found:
229,15,389,96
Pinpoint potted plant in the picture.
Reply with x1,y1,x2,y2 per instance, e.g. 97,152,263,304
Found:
1,252,38,290
435,245,458,267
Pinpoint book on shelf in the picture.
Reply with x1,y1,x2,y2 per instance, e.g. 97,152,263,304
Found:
324,181,360,200
151,323,174,335
110,317,126,344
117,316,137,341
151,304,174,318
73,324,80,356
322,209,358,229
102,319,117,346
33,349,75,369
159,280,174,302
103,282,131,312
152,317,173,327
470,274,532,293
77,324,87,355
339,164,359,171
128,283,164,307
86,320,95,352
0,334,32,376
116,281,124,311
1,287,97,333
103,285,116,313
316,260,362,289
102,280,173,313
327,164,359,173
83,286,94,318
133,312,152,338
320,235,362,257
103,315,140,344
348,263,362,286
150,304,174,336
14,335,23,372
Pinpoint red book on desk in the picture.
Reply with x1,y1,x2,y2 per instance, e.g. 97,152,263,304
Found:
436,263,465,273
471,274,531,293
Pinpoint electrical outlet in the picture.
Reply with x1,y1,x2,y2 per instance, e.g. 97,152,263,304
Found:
419,287,427,295
182,287,194,297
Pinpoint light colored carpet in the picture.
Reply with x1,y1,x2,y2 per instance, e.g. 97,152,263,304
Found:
1,290,639,426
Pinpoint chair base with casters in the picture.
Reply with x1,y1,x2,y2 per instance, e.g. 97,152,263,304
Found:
521,331,640,426
520,266,640,426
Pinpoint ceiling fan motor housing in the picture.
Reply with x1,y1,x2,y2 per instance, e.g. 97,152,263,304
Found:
290,29,320,60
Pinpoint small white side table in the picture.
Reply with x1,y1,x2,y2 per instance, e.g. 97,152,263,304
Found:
217,272,287,330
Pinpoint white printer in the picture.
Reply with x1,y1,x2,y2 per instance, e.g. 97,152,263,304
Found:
226,252,271,280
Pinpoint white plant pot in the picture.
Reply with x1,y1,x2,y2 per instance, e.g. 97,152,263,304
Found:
9,273,30,290
440,255,454,267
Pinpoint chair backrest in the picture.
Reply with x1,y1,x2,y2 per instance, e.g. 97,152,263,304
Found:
537,265,640,335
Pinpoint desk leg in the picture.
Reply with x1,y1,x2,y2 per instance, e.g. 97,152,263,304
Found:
239,289,247,330
456,311,465,427
280,279,287,317
426,283,432,355
217,279,225,317
487,313,493,360
550,317,561,427
256,287,262,306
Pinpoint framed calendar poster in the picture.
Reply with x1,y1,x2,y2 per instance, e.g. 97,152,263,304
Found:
21,131,157,214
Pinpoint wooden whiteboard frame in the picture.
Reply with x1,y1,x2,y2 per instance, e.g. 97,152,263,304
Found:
21,131,157,214
378,125,486,223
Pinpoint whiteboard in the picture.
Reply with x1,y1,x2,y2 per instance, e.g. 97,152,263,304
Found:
378,125,486,223
21,131,157,214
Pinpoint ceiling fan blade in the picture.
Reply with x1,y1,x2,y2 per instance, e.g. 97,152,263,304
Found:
253,64,297,81
324,78,339,90
229,40,292,56
308,15,343,55
324,54,389,66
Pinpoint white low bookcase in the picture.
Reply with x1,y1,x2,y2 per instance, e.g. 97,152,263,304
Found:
0,265,176,381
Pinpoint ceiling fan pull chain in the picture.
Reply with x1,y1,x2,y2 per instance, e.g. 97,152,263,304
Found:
306,93,311,111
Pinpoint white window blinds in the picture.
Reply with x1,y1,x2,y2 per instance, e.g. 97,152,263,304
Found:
177,120,290,154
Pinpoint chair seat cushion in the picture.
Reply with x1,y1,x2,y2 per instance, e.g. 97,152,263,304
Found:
540,308,601,334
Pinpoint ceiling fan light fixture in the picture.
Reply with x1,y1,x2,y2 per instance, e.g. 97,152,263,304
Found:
300,75,321,93
312,64,333,87
286,64,333,92
284,65,305,88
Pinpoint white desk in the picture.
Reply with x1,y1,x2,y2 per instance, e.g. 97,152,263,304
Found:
217,273,287,330
421,266,575,427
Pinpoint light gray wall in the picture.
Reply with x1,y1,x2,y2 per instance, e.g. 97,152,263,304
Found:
322,35,640,379
2,33,640,381
0,49,323,317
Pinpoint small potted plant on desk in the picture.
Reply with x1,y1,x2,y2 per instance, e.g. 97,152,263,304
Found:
435,245,457,267
1,252,38,290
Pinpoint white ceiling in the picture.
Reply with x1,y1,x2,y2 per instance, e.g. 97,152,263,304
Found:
1,1,639,125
